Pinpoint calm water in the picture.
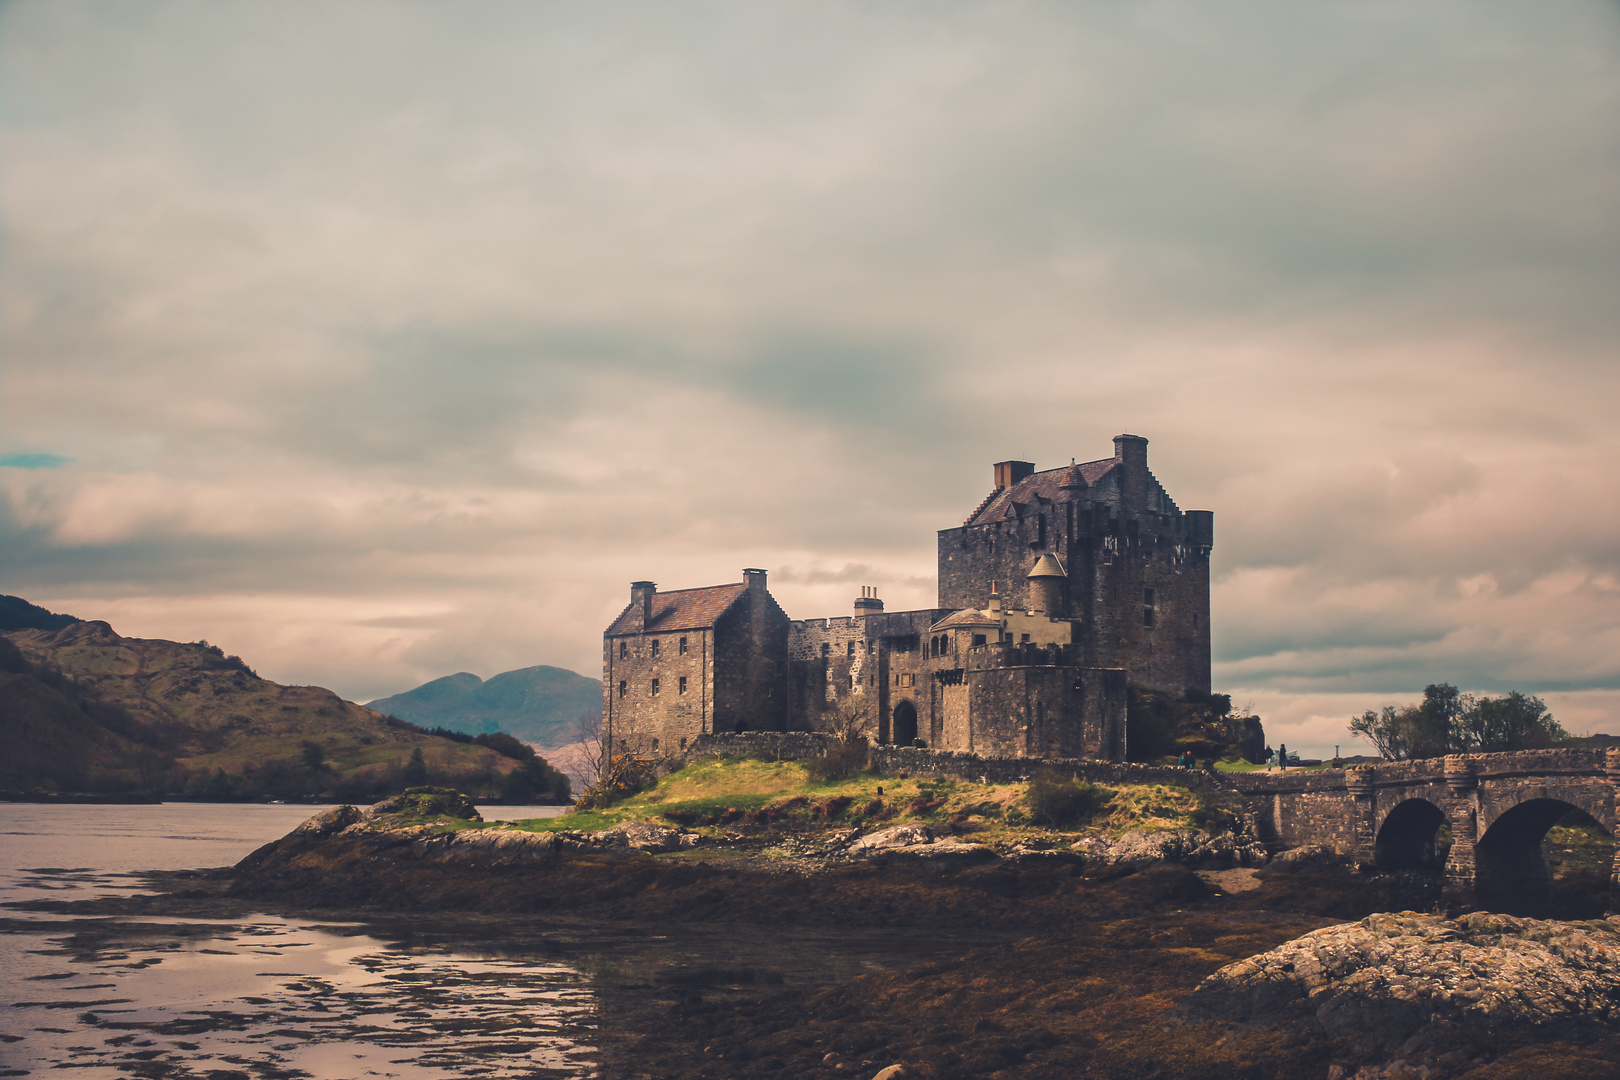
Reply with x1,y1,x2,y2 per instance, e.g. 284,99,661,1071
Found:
1,803,998,1079
0,802,590,1080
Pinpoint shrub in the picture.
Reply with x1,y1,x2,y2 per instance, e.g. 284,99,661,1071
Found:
575,753,653,809
807,739,868,783
1025,770,1114,828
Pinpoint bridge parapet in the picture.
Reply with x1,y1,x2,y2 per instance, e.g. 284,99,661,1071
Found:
1231,749,1617,904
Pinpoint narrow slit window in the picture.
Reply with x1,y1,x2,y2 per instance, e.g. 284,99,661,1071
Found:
678,676,688,694
1143,607,1155,628
679,636,688,655
618,680,627,698
650,638,660,658
619,641,627,659
651,678,661,695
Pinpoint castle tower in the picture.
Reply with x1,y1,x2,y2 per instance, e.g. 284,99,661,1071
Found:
1026,553,1067,615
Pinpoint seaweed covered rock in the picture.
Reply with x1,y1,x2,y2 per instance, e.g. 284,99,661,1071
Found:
1177,912,1620,1073
1069,827,1268,870
366,786,482,823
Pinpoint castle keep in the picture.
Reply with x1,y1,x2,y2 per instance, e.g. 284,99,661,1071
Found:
602,434,1212,762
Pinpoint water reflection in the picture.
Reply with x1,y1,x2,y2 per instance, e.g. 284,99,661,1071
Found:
1,803,593,1078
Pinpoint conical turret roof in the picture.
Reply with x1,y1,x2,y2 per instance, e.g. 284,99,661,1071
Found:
1059,461,1089,490
1026,553,1067,578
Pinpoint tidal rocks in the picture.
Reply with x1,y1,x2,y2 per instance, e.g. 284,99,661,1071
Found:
1069,827,1268,870
1178,911,1620,1072
842,825,995,865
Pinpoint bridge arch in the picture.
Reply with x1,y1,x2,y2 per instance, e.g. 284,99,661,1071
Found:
1375,798,1447,870
1475,797,1613,901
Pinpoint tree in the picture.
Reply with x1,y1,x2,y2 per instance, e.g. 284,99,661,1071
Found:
1349,684,1568,760
1456,691,1566,752
300,740,325,771
472,731,534,761
403,746,428,786
569,709,607,793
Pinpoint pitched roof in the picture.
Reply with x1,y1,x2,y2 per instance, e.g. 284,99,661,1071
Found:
964,457,1118,527
930,608,1002,632
605,583,748,636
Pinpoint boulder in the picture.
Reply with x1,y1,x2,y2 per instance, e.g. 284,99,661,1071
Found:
1177,911,1620,1067
846,824,933,856
1069,828,1267,870
292,804,362,837
596,821,689,852
844,825,994,865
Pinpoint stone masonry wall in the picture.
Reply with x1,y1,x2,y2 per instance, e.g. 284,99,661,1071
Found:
683,732,1225,790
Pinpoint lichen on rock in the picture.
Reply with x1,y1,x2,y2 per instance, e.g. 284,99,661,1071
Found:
1177,911,1620,1071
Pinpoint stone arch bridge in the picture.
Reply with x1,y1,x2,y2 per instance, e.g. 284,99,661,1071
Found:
1232,748,1620,899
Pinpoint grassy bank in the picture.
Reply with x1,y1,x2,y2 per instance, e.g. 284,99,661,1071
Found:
474,756,1243,850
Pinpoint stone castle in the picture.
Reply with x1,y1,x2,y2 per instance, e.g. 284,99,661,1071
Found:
601,434,1213,762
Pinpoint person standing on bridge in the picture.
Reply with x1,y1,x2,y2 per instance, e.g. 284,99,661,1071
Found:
1264,745,1274,771
1278,743,1288,772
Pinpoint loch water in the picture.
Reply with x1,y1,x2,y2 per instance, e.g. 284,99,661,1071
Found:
1,804,995,1079
0,802,596,1079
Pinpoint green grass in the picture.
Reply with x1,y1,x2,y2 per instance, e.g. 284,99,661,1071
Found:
1213,759,1339,773
474,757,1222,849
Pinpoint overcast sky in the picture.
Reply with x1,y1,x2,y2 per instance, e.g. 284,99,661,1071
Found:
3,1,1618,755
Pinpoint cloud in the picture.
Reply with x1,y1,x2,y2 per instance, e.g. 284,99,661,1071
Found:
3,1,1618,753
0,453,71,469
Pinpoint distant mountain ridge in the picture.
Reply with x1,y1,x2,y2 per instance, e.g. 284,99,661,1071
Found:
367,665,600,747
1,594,80,632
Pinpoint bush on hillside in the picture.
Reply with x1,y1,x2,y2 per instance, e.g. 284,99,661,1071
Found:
1025,770,1113,828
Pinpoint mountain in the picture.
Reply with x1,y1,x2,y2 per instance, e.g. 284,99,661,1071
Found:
1,618,523,801
368,665,601,747
1,594,80,632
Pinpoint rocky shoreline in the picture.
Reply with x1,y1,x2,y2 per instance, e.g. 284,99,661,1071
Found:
195,797,1620,1078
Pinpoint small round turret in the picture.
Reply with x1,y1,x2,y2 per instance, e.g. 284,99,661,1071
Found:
1026,553,1068,615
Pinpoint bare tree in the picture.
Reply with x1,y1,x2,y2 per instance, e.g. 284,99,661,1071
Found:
564,709,606,793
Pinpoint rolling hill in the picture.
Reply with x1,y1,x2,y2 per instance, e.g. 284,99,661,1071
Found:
367,665,601,747
1,612,523,801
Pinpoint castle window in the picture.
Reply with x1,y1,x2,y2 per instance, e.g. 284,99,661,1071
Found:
679,737,687,750
678,676,687,694
651,678,661,695
1020,633,1030,644
618,680,627,697
972,634,986,648
847,641,855,657
1143,588,1155,606
619,641,628,659
1143,607,1155,628
650,638,660,658
679,636,688,655
821,642,830,658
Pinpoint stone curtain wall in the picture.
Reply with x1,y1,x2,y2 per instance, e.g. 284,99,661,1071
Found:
683,732,1223,789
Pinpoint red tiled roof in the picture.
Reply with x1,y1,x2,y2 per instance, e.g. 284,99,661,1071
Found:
605,582,748,636
964,457,1118,527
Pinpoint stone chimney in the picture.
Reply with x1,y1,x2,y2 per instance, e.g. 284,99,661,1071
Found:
854,585,884,618
629,581,656,630
1113,434,1147,468
742,568,768,592
992,460,1035,490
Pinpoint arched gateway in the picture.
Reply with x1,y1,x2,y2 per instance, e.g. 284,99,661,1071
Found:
1234,748,1620,903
